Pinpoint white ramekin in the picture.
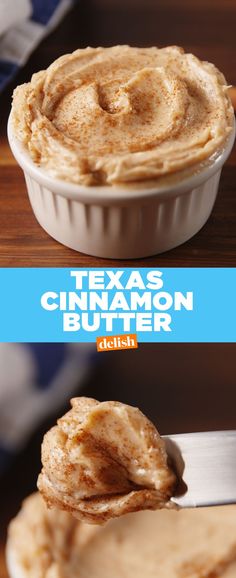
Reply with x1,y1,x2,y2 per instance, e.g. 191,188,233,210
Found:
8,115,235,259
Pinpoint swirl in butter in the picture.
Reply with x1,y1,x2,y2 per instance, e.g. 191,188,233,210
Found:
11,46,234,186
37,397,176,524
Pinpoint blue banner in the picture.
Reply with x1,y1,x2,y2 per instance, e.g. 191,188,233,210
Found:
0,268,235,342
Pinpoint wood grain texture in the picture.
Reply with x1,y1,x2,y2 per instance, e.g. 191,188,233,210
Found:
0,0,236,266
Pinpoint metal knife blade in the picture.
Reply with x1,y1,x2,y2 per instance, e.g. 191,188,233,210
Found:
164,430,236,508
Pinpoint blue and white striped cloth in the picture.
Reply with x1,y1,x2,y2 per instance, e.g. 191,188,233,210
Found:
0,0,76,92
0,343,98,474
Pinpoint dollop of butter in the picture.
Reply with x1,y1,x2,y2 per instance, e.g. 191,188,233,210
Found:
37,397,176,524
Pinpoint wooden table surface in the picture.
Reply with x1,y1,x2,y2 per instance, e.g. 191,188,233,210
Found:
0,0,236,266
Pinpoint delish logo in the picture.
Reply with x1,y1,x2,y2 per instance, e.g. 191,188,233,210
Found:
97,334,138,352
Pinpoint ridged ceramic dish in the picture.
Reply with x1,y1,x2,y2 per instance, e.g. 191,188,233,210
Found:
8,115,235,259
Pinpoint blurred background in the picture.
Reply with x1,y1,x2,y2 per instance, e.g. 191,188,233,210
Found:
1,0,236,125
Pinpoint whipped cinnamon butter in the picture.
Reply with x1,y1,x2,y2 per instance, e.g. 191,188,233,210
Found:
37,397,176,523
11,45,234,186
7,492,236,578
